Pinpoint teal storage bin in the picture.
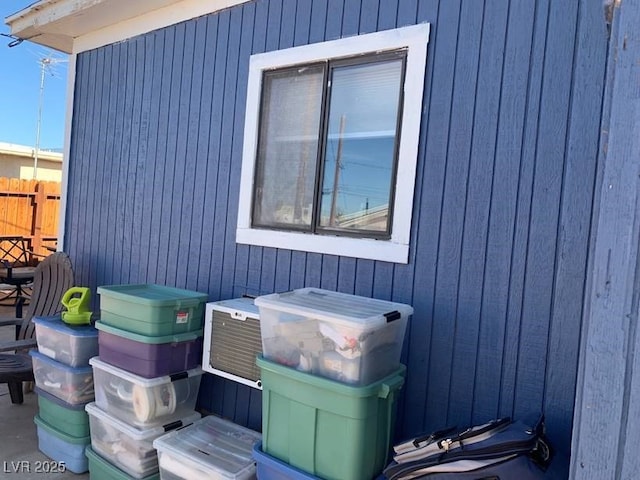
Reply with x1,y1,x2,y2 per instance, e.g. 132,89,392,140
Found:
85,446,160,480
35,387,90,438
97,284,208,336
34,414,90,474
257,356,405,480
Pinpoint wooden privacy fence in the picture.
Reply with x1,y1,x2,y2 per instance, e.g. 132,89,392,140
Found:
0,178,60,257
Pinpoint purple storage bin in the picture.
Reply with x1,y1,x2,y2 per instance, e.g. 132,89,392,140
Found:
95,321,202,378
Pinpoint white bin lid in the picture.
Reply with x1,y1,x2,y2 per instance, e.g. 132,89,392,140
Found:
89,356,203,387
85,402,201,440
153,415,261,480
254,288,414,328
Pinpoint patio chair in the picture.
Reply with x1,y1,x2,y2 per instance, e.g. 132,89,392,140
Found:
0,236,40,306
0,252,74,404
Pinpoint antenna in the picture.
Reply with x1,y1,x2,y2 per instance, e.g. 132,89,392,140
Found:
33,54,67,179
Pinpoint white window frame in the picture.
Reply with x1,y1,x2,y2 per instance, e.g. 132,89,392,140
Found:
236,23,430,264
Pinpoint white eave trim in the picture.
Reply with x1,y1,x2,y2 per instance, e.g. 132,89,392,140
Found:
6,0,251,54
74,0,251,53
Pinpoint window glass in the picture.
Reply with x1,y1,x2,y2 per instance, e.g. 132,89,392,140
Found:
319,59,404,234
237,23,430,263
252,65,324,229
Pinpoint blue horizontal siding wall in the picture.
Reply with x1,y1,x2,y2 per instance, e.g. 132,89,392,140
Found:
66,0,608,452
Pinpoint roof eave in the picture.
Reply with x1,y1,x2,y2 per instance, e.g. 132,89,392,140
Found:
5,0,251,54
5,0,98,54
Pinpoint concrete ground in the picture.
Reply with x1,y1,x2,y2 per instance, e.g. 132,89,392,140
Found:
0,302,89,480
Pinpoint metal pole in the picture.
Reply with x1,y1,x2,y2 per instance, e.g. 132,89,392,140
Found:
34,57,49,179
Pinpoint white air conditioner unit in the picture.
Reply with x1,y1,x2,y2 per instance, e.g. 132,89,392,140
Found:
202,297,262,389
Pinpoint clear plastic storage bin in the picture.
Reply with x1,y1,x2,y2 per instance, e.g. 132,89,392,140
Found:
90,357,202,428
255,288,413,385
153,415,261,480
85,402,200,479
33,315,99,367
30,350,94,405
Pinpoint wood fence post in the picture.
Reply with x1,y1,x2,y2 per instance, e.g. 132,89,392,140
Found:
32,182,45,254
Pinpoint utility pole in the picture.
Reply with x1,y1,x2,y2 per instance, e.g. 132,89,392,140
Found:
328,114,346,227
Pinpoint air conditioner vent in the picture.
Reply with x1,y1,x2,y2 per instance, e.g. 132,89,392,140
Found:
203,298,262,389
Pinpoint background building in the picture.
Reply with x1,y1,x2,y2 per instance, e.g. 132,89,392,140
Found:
0,142,62,181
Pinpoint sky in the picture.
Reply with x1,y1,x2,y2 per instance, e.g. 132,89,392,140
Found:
0,1,68,151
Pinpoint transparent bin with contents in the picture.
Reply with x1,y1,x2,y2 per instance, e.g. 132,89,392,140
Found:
255,288,413,385
89,357,202,428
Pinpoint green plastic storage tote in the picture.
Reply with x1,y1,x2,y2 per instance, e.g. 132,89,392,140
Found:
85,446,160,480
97,284,208,336
257,356,405,480
35,387,90,438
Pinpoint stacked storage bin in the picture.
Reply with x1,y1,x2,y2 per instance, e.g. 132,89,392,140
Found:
252,288,413,480
31,315,98,474
153,414,262,479
86,284,208,480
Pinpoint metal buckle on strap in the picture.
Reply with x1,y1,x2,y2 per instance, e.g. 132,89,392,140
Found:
412,426,458,448
439,438,453,452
